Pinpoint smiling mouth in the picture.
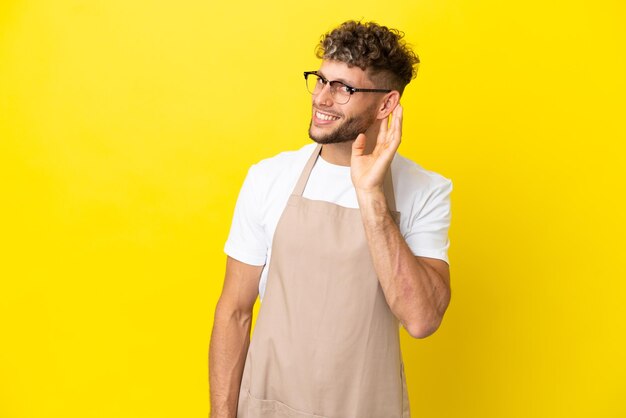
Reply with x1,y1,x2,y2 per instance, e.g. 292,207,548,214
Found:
315,110,341,121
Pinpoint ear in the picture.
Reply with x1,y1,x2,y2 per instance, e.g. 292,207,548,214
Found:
376,90,401,120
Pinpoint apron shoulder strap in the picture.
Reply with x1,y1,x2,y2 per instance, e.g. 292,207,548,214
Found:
292,144,322,197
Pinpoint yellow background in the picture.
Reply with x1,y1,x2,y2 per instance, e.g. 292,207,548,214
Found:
1,0,625,417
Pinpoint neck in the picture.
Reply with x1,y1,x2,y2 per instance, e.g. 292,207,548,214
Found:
319,121,381,166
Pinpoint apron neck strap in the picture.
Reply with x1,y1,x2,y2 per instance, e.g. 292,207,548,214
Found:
293,144,397,213
292,144,322,197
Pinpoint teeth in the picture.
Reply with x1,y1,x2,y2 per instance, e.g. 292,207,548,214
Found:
316,111,340,121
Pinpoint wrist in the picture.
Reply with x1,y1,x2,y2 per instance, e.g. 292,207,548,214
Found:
355,185,385,202
356,187,389,220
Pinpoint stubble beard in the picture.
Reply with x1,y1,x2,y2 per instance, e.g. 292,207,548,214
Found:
308,108,377,145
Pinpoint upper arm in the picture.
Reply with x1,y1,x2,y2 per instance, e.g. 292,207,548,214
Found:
224,164,268,266
404,177,452,263
217,256,264,315
220,164,267,315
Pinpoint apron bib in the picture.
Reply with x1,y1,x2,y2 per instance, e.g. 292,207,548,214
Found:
237,144,410,418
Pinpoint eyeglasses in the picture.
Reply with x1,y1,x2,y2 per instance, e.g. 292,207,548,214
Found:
303,71,392,104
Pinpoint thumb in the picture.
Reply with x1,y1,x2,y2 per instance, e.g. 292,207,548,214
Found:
351,134,367,157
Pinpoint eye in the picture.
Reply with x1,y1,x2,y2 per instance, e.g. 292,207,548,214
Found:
335,83,351,94
340,84,351,93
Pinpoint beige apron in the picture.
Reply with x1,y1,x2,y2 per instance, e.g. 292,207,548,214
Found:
237,144,410,418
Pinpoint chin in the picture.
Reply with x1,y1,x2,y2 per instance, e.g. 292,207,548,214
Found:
309,129,350,145
308,120,356,145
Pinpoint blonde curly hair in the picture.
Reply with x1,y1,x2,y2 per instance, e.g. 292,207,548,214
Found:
315,20,420,94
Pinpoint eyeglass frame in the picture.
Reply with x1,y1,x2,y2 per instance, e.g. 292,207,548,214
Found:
303,71,392,104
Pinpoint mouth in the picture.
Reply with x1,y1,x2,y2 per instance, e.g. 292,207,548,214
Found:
313,109,341,125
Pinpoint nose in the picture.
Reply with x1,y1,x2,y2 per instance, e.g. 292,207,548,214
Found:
313,82,334,107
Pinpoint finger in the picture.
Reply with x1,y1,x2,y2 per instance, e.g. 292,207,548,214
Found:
387,111,397,145
393,103,403,143
376,116,389,145
351,133,367,157
376,108,401,158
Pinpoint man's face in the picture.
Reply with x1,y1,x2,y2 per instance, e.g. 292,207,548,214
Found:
308,60,381,145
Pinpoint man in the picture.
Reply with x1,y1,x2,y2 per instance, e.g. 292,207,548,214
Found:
210,20,453,418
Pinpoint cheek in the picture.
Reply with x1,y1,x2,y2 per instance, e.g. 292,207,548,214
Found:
341,103,364,120
352,98,378,116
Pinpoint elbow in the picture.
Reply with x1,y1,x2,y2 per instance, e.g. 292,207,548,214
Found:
403,296,450,339
214,298,254,329
404,318,442,339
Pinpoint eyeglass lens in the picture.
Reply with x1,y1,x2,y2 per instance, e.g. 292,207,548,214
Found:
306,74,351,104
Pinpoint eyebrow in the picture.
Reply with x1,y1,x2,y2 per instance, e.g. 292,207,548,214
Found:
317,70,355,87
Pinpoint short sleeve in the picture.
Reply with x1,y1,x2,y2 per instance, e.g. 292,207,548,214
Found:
223,165,268,266
404,178,453,264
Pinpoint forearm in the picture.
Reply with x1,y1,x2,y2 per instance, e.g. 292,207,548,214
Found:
357,189,450,338
209,299,252,418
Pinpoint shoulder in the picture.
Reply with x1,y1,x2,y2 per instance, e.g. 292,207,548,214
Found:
392,153,453,197
392,153,453,231
249,143,316,179
244,143,317,205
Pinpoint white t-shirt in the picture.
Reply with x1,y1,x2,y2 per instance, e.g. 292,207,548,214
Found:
224,143,453,301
